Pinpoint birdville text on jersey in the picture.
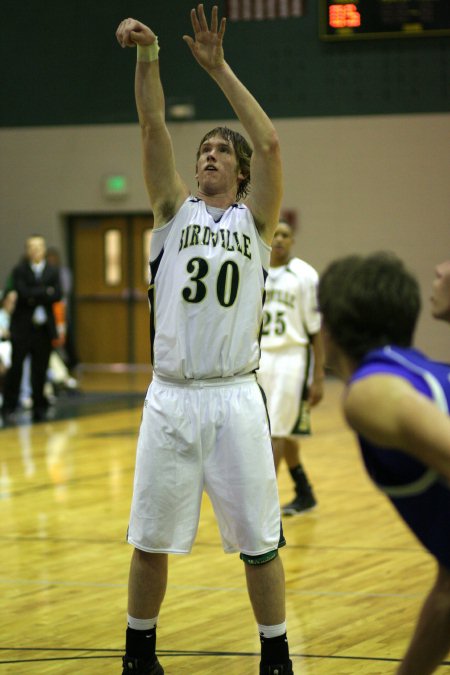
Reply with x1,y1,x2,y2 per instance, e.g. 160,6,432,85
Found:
265,289,296,308
179,224,252,260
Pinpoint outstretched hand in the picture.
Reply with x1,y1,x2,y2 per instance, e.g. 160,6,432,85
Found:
116,18,157,48
183,4,226,72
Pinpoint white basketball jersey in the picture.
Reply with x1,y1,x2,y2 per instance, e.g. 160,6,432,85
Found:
148,197,271,379
261,257,321,351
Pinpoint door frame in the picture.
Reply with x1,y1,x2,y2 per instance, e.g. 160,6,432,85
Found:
66,211,153,366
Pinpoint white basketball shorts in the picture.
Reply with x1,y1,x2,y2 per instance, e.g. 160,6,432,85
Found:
127,373,281,556
257,345,308,437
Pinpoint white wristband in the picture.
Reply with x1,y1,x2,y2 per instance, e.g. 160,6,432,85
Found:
137,38,160,63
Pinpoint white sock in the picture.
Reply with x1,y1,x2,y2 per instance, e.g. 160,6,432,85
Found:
258,621,287,638
127,614,158,631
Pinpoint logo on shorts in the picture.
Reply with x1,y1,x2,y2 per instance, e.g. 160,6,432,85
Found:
144,399,148,408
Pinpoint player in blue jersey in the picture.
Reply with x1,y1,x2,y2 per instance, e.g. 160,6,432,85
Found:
318,251,450,675
116,5,292,675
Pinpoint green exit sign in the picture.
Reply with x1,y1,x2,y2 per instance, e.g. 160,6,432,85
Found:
103,174,128,199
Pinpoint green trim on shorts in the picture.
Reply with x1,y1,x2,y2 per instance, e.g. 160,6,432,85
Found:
240,525,286,565
292,344,312,436
240,549,279,565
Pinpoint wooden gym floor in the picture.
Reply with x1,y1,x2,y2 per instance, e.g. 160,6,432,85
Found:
0,371,448,674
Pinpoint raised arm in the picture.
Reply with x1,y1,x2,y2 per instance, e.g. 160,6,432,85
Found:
183,5,282,244
116,18,188,227
344,375,450,482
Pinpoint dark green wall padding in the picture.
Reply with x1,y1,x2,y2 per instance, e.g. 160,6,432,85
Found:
1,0,449,127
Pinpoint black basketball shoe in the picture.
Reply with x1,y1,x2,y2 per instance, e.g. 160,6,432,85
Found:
260,660,294,674
121,655,164,674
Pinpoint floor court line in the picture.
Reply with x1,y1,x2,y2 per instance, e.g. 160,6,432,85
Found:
0,576,428,599
4,650,449,668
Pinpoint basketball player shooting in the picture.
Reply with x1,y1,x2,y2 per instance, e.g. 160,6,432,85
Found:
116,5,293,674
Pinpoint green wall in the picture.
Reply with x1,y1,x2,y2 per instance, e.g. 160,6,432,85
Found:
1,0,449,127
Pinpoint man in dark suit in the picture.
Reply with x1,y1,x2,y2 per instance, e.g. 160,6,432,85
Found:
2,234,61,423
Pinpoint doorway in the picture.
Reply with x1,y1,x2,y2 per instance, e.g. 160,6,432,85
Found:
68,214,153,365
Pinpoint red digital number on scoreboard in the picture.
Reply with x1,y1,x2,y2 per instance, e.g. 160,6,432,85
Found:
329,3,361,29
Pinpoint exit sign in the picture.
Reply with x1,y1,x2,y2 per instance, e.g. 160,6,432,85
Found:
103,174,129,199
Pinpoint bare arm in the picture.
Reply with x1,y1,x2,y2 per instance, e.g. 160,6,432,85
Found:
309,331,325,407
344,374,450,482
183,5,282,243
116,19,188,227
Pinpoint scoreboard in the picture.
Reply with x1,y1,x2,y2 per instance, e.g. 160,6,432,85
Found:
320,0,450,40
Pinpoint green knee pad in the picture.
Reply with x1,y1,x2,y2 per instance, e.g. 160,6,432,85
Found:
240,549,279,565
